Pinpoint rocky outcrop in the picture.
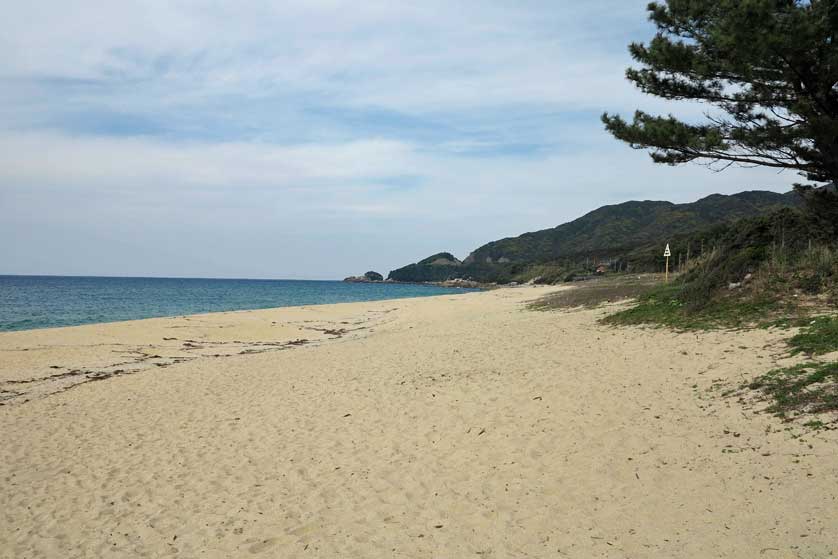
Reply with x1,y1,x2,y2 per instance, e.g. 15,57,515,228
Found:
343,271,384,283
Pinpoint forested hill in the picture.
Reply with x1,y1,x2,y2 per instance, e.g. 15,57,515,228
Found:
465,190,800,265
387,190,802,283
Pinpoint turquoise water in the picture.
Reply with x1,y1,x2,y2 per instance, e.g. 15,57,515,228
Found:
0,275,478,332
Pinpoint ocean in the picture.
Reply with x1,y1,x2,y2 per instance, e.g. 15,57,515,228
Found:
0,275,478,332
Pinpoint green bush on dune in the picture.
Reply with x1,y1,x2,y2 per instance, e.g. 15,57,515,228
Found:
605,206,837,328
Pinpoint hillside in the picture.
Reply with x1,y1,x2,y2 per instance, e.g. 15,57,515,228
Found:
388,190,802,283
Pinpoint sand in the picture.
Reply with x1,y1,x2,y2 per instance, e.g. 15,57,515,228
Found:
1,286,836,558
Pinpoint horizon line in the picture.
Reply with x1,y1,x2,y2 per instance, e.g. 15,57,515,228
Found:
0,273,360,282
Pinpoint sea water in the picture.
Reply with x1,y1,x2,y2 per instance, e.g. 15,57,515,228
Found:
0,275,477,332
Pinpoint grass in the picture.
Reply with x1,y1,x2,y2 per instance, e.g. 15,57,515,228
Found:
600,283,783,330
747,362,838,420
533,271,795,331
746,314,838,425
787,315,838,356
530,274,661,311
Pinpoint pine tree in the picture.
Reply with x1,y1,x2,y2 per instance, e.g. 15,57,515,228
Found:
603,1,838,198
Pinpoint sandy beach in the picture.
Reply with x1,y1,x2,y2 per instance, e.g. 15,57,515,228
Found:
1,286,836,558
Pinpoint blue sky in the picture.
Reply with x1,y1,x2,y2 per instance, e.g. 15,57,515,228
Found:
0,1,798,279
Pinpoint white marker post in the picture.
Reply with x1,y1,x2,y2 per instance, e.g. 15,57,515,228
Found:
663,243,671,283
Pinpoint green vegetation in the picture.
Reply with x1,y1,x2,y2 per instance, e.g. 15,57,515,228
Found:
387,259,516,284
748,313,838,424
602,284,782,330
530,274,661,311
604,205,838,327
788,316,838,356
417,252,461,266
601,215,838,425
465,191,798,270
594,206,838,426
747,362,838,419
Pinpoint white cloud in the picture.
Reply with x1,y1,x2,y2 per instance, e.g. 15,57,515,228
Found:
0,1,658,113
0,132,415,189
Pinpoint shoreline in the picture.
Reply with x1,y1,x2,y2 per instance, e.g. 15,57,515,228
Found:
2,286,836,557
0,286,486,337
0,287,502,406
0,278,481,334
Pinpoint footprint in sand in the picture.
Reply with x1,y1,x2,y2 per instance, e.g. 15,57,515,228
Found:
247,538,279,554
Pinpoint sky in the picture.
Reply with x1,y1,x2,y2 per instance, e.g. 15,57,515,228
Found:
0,1,799,279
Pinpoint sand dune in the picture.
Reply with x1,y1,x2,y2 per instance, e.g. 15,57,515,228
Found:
1,286,836,558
